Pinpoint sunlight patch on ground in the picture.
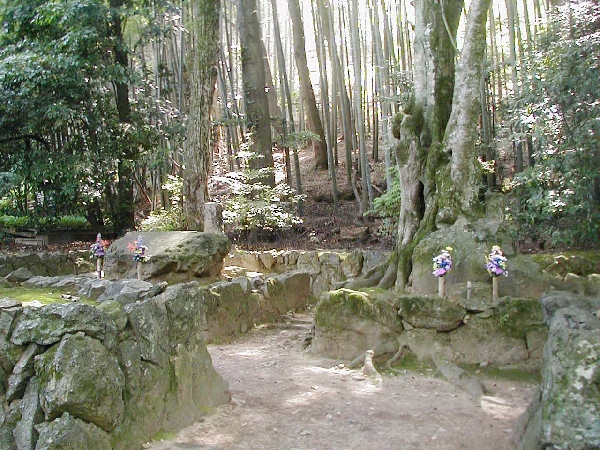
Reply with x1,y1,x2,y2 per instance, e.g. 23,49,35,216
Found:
283,384,336,407
232,349,265,358
480,395,527,420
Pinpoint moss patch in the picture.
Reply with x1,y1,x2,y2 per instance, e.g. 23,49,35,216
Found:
1,287,96,306
151,431,176,442
493,297,544,338
384,352,437,376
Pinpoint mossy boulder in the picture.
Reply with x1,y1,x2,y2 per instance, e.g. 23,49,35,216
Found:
13,376,43,450
412,219,554,299
0,300,24,384
10,304,116,347
540,291,600,324
160,343,230,433
123,298,169,366
202,279,261,341
35,332,125,432
441,315,533,367
448,281,496,312
312,288,403,360
516,305,600,450
35,412,111,450
103,231,231,284
398,294,465,331
411,218,515,295
532,251,600,278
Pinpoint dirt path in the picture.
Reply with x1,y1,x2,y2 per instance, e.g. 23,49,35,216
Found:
145,313,536,450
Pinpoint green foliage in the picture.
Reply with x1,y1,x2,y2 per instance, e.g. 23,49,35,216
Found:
0,0,183,230
140,175,186,231
0,214,90,231
53,215,90,231
0,215,31,230
274,130,320,150
224,181,304,231
504,1,600,248
219,152,303,232
366,167,401,236
1,287,95,305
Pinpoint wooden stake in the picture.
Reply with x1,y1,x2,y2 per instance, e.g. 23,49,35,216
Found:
492,276,499,303
137,262,142,280
96,258,102,279
438,276,445,298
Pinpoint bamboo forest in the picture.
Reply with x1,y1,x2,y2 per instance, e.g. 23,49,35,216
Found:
0,0,598,251
1,1,600,449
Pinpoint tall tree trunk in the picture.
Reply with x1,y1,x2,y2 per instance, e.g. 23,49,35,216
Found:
312,0,339,213
316,0,355,183
288,0,328,170
238,0,275,186
109,0,135,233
349,0,373,211
390,0,492,290
270,0,303,213
442,0,491,217
182,0,221,230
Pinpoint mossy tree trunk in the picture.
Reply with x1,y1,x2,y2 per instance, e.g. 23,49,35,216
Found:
382,0,491,290
238,0,275,186
182,0,221,231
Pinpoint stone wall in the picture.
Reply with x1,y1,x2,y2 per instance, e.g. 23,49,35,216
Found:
0,251,93,279
0,288,229,450
224,248,390,297
0,265,315,450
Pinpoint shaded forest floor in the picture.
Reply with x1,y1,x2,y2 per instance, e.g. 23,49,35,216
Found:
145,312,536,450
219,147,395,252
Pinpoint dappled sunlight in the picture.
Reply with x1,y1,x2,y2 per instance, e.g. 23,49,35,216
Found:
481,395,528,421
231,349,266,358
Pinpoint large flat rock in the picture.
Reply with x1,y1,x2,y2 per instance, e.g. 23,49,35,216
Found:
103,231,230,284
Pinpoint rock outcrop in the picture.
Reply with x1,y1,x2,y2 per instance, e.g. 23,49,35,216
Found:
312,288,547,370
102,231,231,283
513,292,600,450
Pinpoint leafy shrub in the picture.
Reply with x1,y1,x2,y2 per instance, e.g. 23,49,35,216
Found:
54,215,90,231
366,167,401,236
0,214,90,231
0,215,32,230
140,175,185,231
503,0,600,248
223,179,304,231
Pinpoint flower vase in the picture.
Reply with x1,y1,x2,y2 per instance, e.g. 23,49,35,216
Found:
492,276,499,303
438,276,445,298
137,262,142,280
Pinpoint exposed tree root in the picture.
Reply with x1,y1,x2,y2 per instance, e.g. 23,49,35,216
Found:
385,344,412,374
347,340,399,369
344,262,388,290
431,353,487,400
349,340,487,401
362,350,383,386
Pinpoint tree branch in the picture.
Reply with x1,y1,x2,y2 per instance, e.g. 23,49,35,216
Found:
0,134,51,151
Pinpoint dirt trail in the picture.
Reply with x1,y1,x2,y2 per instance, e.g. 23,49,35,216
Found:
145,313,536,450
